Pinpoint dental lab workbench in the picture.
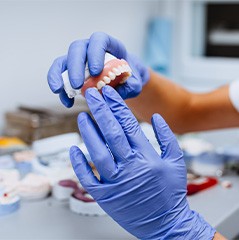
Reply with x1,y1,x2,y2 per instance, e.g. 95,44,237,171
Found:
0,175,238,239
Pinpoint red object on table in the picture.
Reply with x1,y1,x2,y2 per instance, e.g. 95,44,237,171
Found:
187,177,218,195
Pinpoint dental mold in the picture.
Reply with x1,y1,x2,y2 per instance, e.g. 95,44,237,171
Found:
62,53,132,98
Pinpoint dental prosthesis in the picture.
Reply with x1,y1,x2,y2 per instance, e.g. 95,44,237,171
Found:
0,191,20,216
62,53,132,98
0,170,21,216
53,179,106,216
17,173,51,200
52,179,78,201
69,187,106,216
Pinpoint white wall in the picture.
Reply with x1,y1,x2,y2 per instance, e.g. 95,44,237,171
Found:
0,0,159,132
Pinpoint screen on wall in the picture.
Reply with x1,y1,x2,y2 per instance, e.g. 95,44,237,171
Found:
206,3,239,58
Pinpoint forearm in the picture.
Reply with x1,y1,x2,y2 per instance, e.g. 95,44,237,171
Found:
126,70,239,134
187,84,239,132
213,232,227,240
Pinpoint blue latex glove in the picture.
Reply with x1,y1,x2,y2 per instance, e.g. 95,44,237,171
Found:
47,32,149,108
70,86,216,240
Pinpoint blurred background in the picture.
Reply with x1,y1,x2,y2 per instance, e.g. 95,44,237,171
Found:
0,1,239,239
0,0,239,143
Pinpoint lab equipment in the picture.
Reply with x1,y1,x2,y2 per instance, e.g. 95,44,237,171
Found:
32,133,79,185
0,170,21,216
4,104,84,144
205,3,239,58
70,86,215,239
229,80,239,112
0,155,15,169
0,137,27,155
15,161,32,177
32,132,79,168
13,150,36,177
47,32,150,108
0,169,20,190
62,53,132,98
53,179,105,215
187,177,218,195
221,180,232,189
191,152,226,177
179,136,226,176
0,194,20,216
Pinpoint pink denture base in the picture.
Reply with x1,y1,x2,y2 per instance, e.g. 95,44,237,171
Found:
81,59,131,96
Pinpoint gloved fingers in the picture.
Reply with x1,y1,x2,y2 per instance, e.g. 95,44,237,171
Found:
67,39,89,89
70,146,100,191
128,54,150,85
85,88,132,162
116,74,142,99
151,113,183,161
77,112,117,181
87,32,127,77
102,86,147,148
48,56,74,107
59,88,74,108
47,55,67,93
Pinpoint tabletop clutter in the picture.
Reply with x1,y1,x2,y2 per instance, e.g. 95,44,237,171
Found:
0,133,107,217
0,115,238,217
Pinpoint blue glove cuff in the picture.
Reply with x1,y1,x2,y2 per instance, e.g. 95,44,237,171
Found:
163,210,216,240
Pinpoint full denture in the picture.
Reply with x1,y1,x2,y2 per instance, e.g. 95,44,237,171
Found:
62,53,132,98
81,58,132,96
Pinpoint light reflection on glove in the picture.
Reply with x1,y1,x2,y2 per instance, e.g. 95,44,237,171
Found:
47,32,149,108
70,86,215,239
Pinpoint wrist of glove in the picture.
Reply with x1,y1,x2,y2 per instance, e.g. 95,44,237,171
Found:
162,207,216,240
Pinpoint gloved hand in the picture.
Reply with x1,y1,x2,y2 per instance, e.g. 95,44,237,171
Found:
47,32,150,108
70,85,216,240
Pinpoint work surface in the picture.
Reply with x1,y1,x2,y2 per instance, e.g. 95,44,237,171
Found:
0,175,238,240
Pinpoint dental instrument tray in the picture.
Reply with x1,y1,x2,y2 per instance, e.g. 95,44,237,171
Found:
3,100,89,144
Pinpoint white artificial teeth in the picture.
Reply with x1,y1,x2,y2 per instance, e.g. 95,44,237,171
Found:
118,65,124,73
113,68,121,76
122,64,128,72
103,76,111,84
97,81,106,90
108,71,116,80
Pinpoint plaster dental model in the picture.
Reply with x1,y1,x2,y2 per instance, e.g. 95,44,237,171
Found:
69,187,106,216
53,178,106,216
0,191,20,216
17,173,51,200
0,170,20,216
52,179,78,201
62,53,132,98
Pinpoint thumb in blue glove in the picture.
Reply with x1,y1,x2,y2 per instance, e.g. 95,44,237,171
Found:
47,32,150,108
70,86,216,240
